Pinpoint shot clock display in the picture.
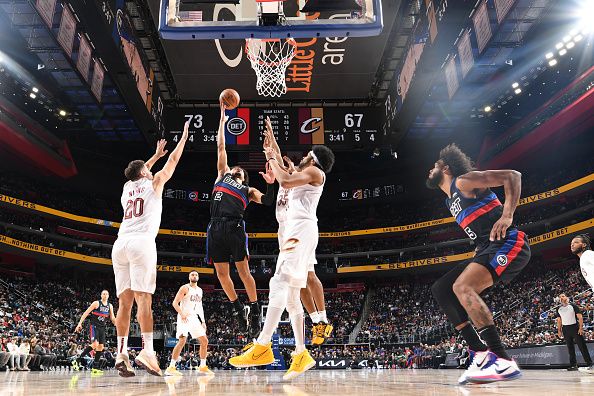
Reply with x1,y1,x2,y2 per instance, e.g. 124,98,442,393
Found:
165,107,381,151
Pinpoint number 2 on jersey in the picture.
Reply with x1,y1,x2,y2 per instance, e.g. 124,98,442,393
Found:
124,198,144,219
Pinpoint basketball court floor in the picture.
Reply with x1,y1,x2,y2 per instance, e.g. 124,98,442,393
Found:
1,369,593,395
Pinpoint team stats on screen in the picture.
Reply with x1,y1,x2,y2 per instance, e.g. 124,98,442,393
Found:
165,107,381,151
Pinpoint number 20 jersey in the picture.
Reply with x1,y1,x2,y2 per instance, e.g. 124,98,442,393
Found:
118,178,163,239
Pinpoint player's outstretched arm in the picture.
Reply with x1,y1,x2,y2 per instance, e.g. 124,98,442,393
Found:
249,162,275,205
153,121,189,194
264,148,323,189
456,169,521,241
263,117,283,163
145,139,168,171
172,285,189,322
75,301,99,333
217,102,230,179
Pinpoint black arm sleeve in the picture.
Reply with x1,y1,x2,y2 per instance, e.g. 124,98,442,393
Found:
260,183,276,206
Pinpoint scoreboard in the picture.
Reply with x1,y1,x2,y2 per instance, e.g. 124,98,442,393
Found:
165,107,381,151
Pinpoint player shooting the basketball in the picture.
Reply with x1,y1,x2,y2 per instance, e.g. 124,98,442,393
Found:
207,94,276,339
426,144,531,384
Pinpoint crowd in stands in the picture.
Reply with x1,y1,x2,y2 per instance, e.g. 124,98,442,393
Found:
1,256,593,373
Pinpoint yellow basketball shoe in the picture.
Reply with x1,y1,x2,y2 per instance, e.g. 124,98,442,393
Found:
229,342,275,368
165,366,183,376
283,349,316,381
198,365,214,375
312,322,333,345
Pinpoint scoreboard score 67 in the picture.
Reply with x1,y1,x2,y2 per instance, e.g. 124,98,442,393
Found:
165,107,381,151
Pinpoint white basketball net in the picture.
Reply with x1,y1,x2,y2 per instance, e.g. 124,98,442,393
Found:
245,38,297,98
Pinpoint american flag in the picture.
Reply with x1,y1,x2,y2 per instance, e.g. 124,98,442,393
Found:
179,10,203,21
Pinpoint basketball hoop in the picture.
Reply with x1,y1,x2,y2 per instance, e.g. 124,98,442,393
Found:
245,38,297,98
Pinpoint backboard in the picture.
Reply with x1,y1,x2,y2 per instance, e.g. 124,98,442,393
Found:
159,0,383,40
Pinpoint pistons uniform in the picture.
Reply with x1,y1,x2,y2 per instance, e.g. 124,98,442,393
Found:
176,284,207,339
276,186,317,272
112,177,162,297
446,178,531,283
579,250,594,290
89,300,110,344
275,175,324,289
206,173,250,264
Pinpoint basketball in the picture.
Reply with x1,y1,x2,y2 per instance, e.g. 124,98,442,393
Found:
219,88,240,109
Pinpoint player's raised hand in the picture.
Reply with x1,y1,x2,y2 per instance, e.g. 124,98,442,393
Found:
283,155,297,174
259,162,275,184
155,139,168,158
263,146,275,160
264,117,275,140
219,101,229,123
490,215,512,241
181,120,190,142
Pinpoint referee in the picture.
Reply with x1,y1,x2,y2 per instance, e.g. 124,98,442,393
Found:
556,293,593,371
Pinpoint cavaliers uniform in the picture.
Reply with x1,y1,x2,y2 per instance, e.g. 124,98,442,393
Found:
446,178,531,283
206,173,250,264
89,300,110,344
176,284,207,339
112,177,161,297
276,186,316,272
275,175,324,288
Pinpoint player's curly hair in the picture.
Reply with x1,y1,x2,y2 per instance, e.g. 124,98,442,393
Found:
438,144,475,177
124,160,145,181
312,145,335,173
574,233,591,250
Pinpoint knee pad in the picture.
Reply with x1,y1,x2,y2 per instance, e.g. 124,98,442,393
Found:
268,275,289,309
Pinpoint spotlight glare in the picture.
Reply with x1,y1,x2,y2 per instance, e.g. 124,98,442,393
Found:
545,52,554,59
559,48,567,56
570,29,578,37
59,110,67,116
484,106,492,112
548,59,558,67
32,87,38,93
555,42,564,49
563,35,571,43
575,34,583,42
566,41,575,49
514,88,522,94
29,93,36,99
512,82,519,89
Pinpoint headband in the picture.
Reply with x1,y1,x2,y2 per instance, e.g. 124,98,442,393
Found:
309,150,319,166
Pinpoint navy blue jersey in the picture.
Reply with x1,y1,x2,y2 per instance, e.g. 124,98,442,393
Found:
90,300,110,327
210,173,250,219
446,178,509,249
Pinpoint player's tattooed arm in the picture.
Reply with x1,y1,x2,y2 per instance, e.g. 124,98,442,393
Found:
456,170,521,241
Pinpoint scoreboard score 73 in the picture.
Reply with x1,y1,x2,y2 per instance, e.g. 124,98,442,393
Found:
165,107,381,151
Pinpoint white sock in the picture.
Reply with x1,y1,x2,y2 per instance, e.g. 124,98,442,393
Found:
169,357,178,368
290,312,306,353
141,332,154,353
117,336,128,356
257,306,284,345
200,359,206,367
309,311,321,324
319,310,328,323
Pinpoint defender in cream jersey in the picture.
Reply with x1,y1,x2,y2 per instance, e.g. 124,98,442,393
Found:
112,122,190,378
